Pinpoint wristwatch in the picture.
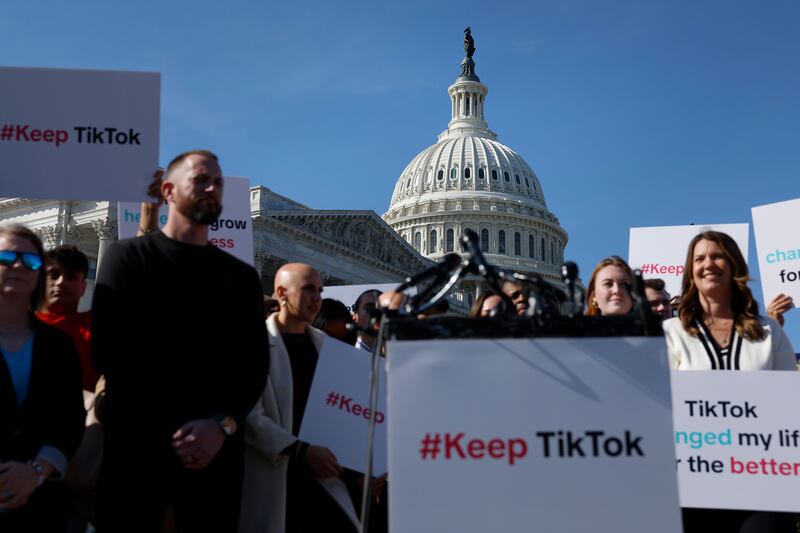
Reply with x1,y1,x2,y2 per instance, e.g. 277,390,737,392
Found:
214,415,237,437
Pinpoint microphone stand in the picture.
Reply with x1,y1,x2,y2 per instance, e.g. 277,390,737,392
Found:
359,253,469,533
358,311,391,533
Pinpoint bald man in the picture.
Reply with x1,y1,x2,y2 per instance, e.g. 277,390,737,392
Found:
92,150,269,532
240,263,358,533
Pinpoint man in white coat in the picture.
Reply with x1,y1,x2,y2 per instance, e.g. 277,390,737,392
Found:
239,263,359,533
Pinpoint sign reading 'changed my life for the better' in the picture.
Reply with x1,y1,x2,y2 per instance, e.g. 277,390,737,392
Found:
672,371,800,513
0,66,159,202
386,337,681,533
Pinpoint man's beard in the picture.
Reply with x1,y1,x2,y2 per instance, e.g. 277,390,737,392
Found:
180,197,223,225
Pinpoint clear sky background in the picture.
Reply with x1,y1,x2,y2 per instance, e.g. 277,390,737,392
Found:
2,1,799,344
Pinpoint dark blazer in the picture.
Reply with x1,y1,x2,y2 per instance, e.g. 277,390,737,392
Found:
0,316,85,530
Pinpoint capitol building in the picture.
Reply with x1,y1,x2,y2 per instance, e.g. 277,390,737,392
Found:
0,32,568,311
383,31,568,298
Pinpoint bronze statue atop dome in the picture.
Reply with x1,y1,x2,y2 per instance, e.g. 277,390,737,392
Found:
459,27,479,80
464,27,475,58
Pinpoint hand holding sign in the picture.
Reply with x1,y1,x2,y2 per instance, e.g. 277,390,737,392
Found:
304,445,343,479
138,169,165,236
766,293,794,326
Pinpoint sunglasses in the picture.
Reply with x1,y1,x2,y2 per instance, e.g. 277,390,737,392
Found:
0,250,43,271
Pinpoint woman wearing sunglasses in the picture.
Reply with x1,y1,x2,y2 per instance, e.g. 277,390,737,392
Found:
0,224,85,531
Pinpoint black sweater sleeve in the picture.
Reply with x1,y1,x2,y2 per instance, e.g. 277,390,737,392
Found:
91,240,184,438
214,265,270,429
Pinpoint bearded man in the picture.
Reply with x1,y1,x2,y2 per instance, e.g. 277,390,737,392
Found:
91,150,269,532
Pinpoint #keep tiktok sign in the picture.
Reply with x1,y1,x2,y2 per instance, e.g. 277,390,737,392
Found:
386,337,681,533
628,223,749,297
0,66,159,202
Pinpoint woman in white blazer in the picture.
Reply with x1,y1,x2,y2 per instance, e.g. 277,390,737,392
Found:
664,231,796,533
663,231,796,371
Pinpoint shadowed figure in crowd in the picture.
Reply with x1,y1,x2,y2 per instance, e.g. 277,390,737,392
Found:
91,150,269,532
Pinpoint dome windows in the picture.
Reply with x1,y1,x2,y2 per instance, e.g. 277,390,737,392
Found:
480,229,489,252
504,171,510,182
524,177,530,187
478,168,485,180
540,238,546,262
528,235,535,258
437,170,444,180
414,232,422,251
446,229,454,252
430,230,437,254
515,174,520,185
514,232,521,256
450,168,457,179
464,167,471,179
491,169,498,180
498,230,506,254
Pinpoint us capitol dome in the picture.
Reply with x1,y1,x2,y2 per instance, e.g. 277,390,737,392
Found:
383,29,569,295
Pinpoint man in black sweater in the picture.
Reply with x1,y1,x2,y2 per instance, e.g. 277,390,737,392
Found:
92,150,269,532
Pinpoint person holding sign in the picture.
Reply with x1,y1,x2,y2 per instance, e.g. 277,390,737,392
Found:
585,256,634,316
0,225,85,531
664,231,796,371
240,263,358,533
664,232,797,533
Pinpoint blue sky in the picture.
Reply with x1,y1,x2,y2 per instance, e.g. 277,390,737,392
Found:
3,0,799,344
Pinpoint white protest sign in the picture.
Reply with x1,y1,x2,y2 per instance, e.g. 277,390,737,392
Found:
299,337,387,475
386,337,681,533
117,176,254,265
322,284,402,309
629,223,749,296
672,371,800,512
752,198,800,305
0,67,159,202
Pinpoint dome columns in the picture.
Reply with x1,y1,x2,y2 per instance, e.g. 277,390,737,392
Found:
448,81,489,131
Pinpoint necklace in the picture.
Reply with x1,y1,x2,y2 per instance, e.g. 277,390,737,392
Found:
704,317,733,347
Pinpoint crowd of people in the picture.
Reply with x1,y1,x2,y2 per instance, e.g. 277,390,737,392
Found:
0,149,796,533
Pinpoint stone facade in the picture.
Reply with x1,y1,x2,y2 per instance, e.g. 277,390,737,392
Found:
0,187,471,313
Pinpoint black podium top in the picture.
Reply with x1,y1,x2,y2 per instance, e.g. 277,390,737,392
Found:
384,313,665,342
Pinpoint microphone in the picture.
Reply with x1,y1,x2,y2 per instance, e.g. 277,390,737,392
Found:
561,261,578,283
397,253,463,291
561,261,580,315
459,229,493,278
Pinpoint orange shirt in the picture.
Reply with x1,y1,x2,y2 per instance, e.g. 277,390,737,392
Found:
36,310,99,392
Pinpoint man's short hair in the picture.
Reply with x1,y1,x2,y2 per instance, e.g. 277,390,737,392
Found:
353,289,382,313
46,245,89,277
643,278,666,292
165,150,219,178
